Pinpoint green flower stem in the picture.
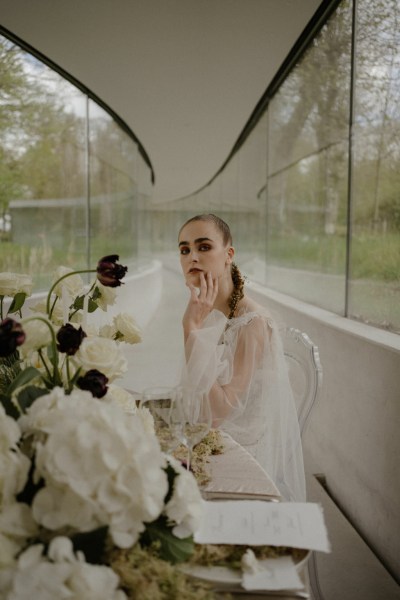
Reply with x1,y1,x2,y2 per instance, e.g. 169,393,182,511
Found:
46,269,97,317
66,357,72,393
22,316,61,387
38,348,53,382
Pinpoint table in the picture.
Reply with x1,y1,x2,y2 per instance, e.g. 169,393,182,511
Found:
198,432,311,599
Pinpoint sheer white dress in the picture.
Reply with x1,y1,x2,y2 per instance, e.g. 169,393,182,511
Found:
181,305,306,502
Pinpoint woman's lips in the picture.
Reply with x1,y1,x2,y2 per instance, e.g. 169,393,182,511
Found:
188,268,203,274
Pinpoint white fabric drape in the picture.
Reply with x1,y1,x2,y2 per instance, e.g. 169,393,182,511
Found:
181,307,306,502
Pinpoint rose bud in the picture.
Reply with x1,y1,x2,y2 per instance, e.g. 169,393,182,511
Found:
77,369,109,398
0,318,26,357
96,255,128,288
56,323,86,355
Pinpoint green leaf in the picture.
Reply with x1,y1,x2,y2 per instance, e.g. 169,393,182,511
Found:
72,295,85,310
6,366,41,394
7,292,27,314
88,298,99,313
92,286,101,301
164,462,178,505
140,516,194,564
16,385,48,413
0,393,20,419
71,526,109,564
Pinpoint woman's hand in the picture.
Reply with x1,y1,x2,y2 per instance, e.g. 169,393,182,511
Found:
183,271,218,340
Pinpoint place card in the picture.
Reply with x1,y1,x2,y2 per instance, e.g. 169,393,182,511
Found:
242,556,303,591
195,501,331,552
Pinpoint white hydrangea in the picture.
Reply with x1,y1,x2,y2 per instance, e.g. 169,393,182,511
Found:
0,504,38,568
73,336,127,382
0,406,30,506
0,537,127,600
164,456,204,539
52,266,85,299
19,388,168,548
113,313,142,344
104,385,138,413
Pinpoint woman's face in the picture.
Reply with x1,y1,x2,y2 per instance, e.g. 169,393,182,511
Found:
178,220,234,286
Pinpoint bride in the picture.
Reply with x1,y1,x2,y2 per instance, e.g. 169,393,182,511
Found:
178,213,306,502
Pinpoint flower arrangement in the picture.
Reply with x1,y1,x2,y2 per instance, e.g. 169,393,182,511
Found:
0,257,205,599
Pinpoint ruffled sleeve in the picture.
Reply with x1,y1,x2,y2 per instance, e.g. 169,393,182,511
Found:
180,307,306,502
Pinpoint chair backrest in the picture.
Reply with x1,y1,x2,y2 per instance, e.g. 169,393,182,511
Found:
282,327,323,437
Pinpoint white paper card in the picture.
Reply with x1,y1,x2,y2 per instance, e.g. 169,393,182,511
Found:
195,501,330,552
242,556,303,591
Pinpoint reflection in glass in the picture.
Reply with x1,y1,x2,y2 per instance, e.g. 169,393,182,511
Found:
266,1,352,314
349,0,400,331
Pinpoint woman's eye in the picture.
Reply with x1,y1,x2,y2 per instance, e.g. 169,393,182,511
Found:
199,244,211,251
180,247,189,255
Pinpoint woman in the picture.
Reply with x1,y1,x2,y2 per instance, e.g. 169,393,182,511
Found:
178,213,306,502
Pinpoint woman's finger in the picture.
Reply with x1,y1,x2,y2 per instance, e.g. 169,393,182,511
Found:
198,271,207,299
211,276,218,303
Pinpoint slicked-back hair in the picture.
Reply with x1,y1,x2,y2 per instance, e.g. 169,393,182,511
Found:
179,213,232,246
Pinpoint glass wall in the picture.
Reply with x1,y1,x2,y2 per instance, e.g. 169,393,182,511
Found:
0,33,152,291
265,1,352,314
349,0,400,328
143,0,400,334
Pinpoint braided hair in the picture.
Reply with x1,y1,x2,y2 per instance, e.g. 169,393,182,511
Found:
228,262,245,319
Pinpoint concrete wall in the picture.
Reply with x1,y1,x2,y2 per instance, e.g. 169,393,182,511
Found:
247,281,400,581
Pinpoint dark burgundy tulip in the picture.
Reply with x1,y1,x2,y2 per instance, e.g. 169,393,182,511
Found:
77,369,109,398
96,255,128,288
56,323,86,356
0,318,25,357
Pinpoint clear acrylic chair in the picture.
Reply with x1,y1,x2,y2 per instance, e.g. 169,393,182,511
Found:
282,327,323,437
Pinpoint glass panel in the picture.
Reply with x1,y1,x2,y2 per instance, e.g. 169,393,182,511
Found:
0,35,87,290
349,0,400,332
266,1,352,313
88,100,138,270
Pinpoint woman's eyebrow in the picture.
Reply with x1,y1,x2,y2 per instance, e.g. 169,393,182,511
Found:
178,237,213,247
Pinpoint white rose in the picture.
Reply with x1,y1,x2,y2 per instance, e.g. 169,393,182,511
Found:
0,272,33,297
74,336,127,381
20,390,168,548
53,266,85,298
30,300,82,326
113,313,142,344
98,323,117,339
95,282,117,311
164,456,204,538
19,318,52,359
30,299,64,326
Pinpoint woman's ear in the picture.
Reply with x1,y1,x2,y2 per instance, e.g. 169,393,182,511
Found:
226,246,235,264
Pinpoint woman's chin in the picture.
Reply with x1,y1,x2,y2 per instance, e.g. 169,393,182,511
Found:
186,273,201,287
